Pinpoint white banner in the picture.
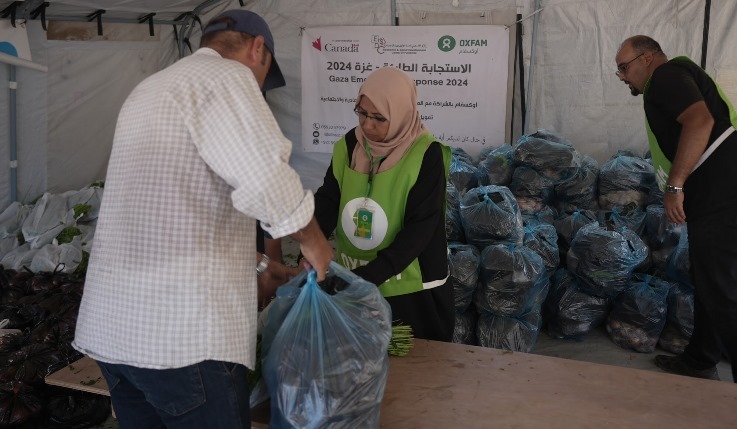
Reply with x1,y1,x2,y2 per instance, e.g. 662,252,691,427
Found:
301,25,509,157
0,21,32,61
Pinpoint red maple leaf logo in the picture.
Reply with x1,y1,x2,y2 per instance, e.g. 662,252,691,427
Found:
312,37,321,51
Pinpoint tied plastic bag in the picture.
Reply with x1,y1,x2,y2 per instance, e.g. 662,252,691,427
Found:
460,185,524,249
262,262,392,429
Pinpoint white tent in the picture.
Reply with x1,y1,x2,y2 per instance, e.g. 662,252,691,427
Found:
1,0,736,209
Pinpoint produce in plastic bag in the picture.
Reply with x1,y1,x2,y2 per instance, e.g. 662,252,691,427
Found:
553,209,598,265
476,308,544,353
460,186,524,249
46,390,112,429
598,154,656,209
522,223,559,276
605,273,670,353
509,166,554,206
476,144,514,186
262,263,392,429
567,222,648,298
451,147,475,165
543,269,611,340
452,307,478,346
474,244,548,318
666,230,691,287
0,382,42,427
449,157,478,196
0,202,32,240
21,192,78,250
0,343,66,384
448,244,480,312
658,283,694,354
29,242,84,274
644,205,685,272
521,205,557,226
554,155,599,209
512,132,581,181
445,183,464,243
600,204,646,237
0,243,39,272
528,128,573,146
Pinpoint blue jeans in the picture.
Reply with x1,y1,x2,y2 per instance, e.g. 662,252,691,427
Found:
97,360,252,428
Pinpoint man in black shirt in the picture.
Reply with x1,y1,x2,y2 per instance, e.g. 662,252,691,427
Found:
615,35,737,382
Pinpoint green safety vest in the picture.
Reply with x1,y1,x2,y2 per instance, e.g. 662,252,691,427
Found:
644,56,737,190
332,132,451,298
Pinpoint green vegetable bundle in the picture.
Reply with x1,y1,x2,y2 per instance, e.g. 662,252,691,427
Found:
388,323,413,357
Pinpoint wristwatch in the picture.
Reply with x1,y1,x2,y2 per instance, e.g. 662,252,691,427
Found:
256,253,270,277
665,184,684,194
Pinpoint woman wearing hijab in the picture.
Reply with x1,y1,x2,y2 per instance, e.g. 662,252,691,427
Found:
313,67,454,341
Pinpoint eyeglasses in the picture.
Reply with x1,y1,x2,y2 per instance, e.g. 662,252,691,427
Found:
354,107,387,124
615,52,644,77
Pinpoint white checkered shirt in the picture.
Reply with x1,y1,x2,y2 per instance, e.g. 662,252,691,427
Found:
73,48,313,370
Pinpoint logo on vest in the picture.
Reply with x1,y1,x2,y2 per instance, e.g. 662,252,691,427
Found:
341,197,388,250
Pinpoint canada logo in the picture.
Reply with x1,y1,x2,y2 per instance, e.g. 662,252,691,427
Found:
312,37,321,51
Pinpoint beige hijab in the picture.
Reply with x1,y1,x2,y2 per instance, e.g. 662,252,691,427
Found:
352,67,427,174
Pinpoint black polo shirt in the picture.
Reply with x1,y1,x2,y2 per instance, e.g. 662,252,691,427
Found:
644,58,737,220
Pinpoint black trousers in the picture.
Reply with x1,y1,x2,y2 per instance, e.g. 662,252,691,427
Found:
683,206,737,382
385,282,455,342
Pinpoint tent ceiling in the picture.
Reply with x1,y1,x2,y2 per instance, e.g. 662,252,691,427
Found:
1,0,230,23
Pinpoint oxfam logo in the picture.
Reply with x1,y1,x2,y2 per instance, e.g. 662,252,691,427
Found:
437,35,456,52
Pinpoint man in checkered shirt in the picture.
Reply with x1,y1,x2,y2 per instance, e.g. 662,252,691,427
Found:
73,9,333,428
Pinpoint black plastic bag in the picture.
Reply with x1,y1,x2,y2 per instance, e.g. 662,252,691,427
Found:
448,244,480,312
522,223,560,276
658,283,694,354
509,166,554,207
460,186,523,249
666,230,691,287
606,274,670,353
543,269,611,340
449,157,478,196
567,222,648,298
554,155,599,210
474,244,548,318
512,132,581,181
644,205,685,272
445,183,464,243
600,204,646,237
452,307,478,346
476,308,544,353
476,144,514,186
598,154,655,209
553,209,598,265
46,390,111,429
0,382,42,427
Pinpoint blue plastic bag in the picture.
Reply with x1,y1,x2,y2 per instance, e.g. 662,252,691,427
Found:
261,262,392,429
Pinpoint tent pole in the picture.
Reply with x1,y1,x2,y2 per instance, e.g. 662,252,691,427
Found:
8,64,18,204
700,0,711,69
523,0,542,135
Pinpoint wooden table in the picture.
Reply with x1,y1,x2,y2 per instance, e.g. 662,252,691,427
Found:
48,341,737,428
380,340,736,428
45,356,109,396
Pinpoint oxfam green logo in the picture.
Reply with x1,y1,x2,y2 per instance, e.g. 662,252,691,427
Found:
438,35,456,52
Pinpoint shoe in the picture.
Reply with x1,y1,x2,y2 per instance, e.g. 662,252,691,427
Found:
654,355,720,381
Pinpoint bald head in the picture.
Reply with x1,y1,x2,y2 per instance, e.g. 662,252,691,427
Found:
619,35,664,56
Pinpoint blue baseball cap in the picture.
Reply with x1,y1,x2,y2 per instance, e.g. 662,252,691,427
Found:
203,10,286,91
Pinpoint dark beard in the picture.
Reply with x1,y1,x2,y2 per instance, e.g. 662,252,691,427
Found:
628,84,641,96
